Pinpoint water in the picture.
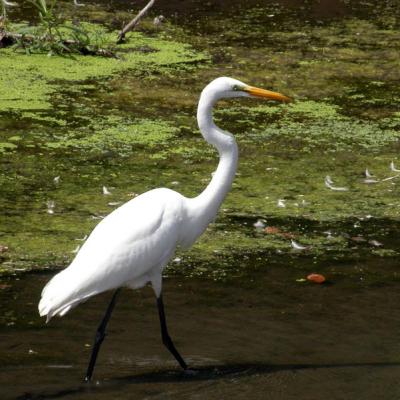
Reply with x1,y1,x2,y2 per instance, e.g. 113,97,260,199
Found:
1,270,400,399
2,0,400,398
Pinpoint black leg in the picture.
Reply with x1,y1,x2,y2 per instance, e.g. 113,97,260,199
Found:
157,294,188,370
84,288,121,382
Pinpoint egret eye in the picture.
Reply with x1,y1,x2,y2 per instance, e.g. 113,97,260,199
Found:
232,85,242,91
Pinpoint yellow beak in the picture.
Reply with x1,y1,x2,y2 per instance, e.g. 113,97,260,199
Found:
243,86,291,103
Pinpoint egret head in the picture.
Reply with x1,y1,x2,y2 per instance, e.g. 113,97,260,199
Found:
204,77,291,103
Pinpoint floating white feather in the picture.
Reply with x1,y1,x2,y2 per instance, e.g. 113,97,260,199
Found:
291,239,307,250
102,186,111,195
277,199,286,208
324,176,348,191
390,161,400,172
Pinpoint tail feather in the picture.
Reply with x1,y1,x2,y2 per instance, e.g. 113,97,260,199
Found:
40,292,96,323
38,269,98,322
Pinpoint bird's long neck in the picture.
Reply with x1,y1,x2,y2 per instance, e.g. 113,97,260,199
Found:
189,90,238,226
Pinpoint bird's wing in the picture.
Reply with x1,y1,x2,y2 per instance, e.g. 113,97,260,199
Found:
73,188,183,282
39,188,184,320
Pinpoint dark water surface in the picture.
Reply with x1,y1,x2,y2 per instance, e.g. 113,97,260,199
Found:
1,270,400,400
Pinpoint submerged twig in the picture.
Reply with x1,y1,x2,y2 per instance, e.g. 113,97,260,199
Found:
117,0,155,44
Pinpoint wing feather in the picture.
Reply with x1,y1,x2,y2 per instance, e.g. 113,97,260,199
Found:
39,188,185,320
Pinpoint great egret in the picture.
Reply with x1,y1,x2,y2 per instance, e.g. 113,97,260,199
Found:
38,77,290,381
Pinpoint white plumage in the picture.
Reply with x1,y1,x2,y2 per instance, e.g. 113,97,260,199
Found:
39,188,187,321
38,78,290,377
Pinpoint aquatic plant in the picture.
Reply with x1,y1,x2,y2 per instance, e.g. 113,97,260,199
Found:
1,0,114,56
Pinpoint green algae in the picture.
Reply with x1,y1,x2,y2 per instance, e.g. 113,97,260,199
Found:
43,117,179,153
0,142,18,154
2,2,400,282
202,11,400,112
0,24,209,113
3,144,399,279
215,100,400,152
284,101,339,119
254,117,400,152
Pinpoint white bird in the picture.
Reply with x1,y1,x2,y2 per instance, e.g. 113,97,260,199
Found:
38,77,290,381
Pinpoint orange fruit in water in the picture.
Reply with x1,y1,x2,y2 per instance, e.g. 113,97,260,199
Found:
307,273,326,284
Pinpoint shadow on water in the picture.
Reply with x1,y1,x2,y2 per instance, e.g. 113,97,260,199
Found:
15,361,400,399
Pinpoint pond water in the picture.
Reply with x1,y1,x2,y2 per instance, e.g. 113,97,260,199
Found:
1,0,400,398
1,269,400,400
